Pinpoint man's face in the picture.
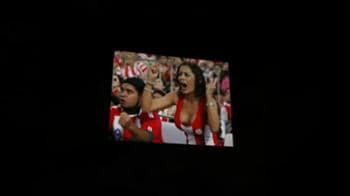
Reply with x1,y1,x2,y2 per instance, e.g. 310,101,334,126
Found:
112,75,120,88
159,56,168,64
207,61,214,68
207,61,215,69
153,78,164,90
112,75,120,96
199,62,208,71
119,83,140,108
169,57,182,66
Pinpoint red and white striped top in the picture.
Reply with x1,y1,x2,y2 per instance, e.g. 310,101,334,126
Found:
114,62,148,80
109,105,163,143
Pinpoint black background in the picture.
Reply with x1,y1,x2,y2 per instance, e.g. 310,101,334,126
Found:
4,1,325,195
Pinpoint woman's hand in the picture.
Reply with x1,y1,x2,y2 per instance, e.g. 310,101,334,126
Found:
205,77,220,133
206,77,217,98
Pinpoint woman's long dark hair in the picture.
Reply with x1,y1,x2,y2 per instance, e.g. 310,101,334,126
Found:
175,62,206,98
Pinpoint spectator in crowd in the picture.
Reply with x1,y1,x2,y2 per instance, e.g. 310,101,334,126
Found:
111,74,121,106
152,89,166,99
114,51,148,80
158,55,171,88
182,57,199,64
153,78,165,91
112,74,121,97
137,53,157,61
167,56,181,66
142,62,222,146
109,77,163,143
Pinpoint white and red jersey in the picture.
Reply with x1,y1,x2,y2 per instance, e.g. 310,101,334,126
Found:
109,105,163,143
114,62,148,80
220,101,232,122
158,109,170,122
174,96,222,147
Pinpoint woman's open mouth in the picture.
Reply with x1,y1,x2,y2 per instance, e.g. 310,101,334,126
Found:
179,81,187,91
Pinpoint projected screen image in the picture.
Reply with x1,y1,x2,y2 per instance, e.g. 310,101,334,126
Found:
109,51,234,147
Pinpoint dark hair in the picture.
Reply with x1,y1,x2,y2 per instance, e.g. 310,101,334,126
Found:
175,62,206,98
121,77,145,95
153,89,166,97
111,94,120,105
